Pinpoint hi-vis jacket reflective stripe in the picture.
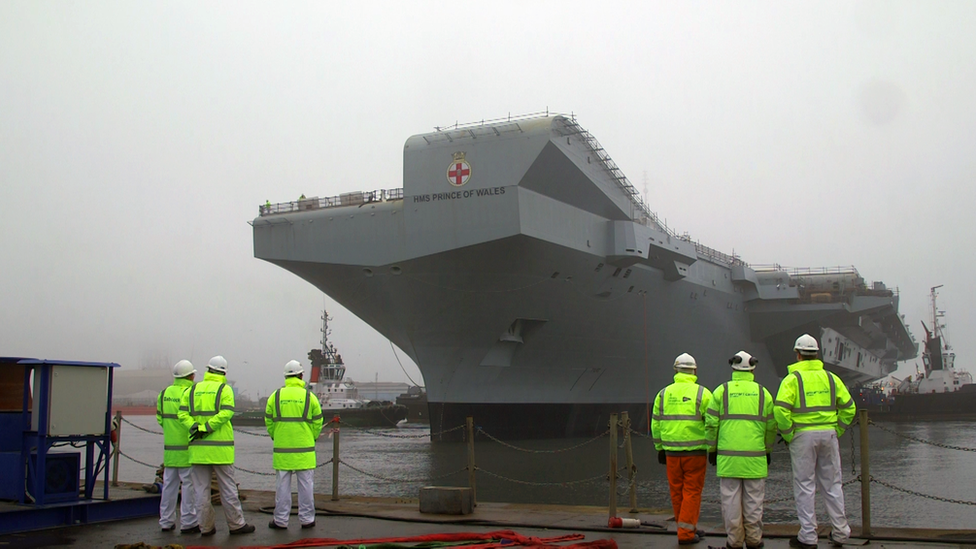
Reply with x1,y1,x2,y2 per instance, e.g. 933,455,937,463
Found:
178,371,236,465
652,372,712,455
157,378,193,468
265,377,324,471
704,371,776,479
774,359,856,443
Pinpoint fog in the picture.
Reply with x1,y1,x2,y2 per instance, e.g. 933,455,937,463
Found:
2,1,974,399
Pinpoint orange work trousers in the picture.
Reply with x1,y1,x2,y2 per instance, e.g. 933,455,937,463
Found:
666,453,707,542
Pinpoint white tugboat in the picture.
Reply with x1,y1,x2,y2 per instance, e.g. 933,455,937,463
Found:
235,311,407,427
858,285,975,419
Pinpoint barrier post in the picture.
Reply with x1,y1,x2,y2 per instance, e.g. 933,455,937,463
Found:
859,409,870,537
112,410,122,487
466,417,477,506
622,411,637,512
332,416,340,501
608,413,618,520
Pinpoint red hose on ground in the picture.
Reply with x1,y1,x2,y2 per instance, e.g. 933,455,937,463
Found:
186,529,617,549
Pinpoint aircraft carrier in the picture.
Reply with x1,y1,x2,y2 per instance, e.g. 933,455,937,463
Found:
252,113,917,440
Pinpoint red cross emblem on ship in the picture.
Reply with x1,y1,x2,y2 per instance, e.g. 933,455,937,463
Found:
447,152,472,187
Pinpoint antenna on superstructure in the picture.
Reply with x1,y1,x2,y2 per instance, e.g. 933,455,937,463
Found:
642,170,649,204
321,310,333,352
930,285,947,349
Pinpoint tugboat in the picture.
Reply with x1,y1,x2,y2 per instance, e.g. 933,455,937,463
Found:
859,285,975,420
236,311,408,428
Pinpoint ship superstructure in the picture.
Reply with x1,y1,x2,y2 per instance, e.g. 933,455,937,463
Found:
252,113,916,439
308,310,367,410
898,285,971,394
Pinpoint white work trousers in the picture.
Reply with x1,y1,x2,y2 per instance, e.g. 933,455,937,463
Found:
159,465,197,529
720,477,765,548
191,464,246,533
273,469,316,526
789,430,851,546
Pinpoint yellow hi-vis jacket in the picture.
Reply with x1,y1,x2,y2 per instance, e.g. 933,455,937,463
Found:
178,371,236,465
774,359,856,443
157,377,194,467
705,371,776,478
652,372,712,455
265,377,324,471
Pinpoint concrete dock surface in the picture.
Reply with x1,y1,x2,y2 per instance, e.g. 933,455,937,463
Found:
1,484,974,548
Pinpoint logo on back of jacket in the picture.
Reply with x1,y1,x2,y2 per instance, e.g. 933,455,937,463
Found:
666,394,693,405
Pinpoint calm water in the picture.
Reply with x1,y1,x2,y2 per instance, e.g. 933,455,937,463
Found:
115,416,976,529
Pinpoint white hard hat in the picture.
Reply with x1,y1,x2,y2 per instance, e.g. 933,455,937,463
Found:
794,334,819,355
729,351,758,371
673,352,697,371
208,355,228,373
284,360,304,377
172,359,196,378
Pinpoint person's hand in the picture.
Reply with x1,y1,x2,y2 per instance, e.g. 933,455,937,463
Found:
658,450,667,465
708,452,717,466
766,453,772,465
189,424,206,442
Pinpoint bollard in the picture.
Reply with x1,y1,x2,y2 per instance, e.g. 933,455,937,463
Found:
466,417,477,506
332,415,340,501
608,413,618,520
859,409,870,537
622,411,637,512
112,410,122,487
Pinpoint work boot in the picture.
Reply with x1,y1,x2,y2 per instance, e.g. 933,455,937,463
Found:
788,537,816,549
678,534,702,545
268,520,287,529
180,525,200,534
230,524,256,535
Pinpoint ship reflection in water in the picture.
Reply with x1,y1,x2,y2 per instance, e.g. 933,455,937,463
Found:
116,415,976,530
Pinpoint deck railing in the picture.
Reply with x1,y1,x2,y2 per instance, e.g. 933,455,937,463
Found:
259,188,404,216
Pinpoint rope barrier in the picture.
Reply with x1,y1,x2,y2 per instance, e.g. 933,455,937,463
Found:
337,459,467,484
615,469,637,497
234,428,271,437
869,475,976,506
628,427,653,439
477,427,611,453
117,413,976,513
120,417,163,435
119,450,159,470
869,420,976,451
428,424,467,438
338,425,437,439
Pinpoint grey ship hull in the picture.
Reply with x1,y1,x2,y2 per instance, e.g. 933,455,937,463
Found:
254,115,916,440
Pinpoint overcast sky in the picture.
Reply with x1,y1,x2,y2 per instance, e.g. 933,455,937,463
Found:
2,1,974,399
